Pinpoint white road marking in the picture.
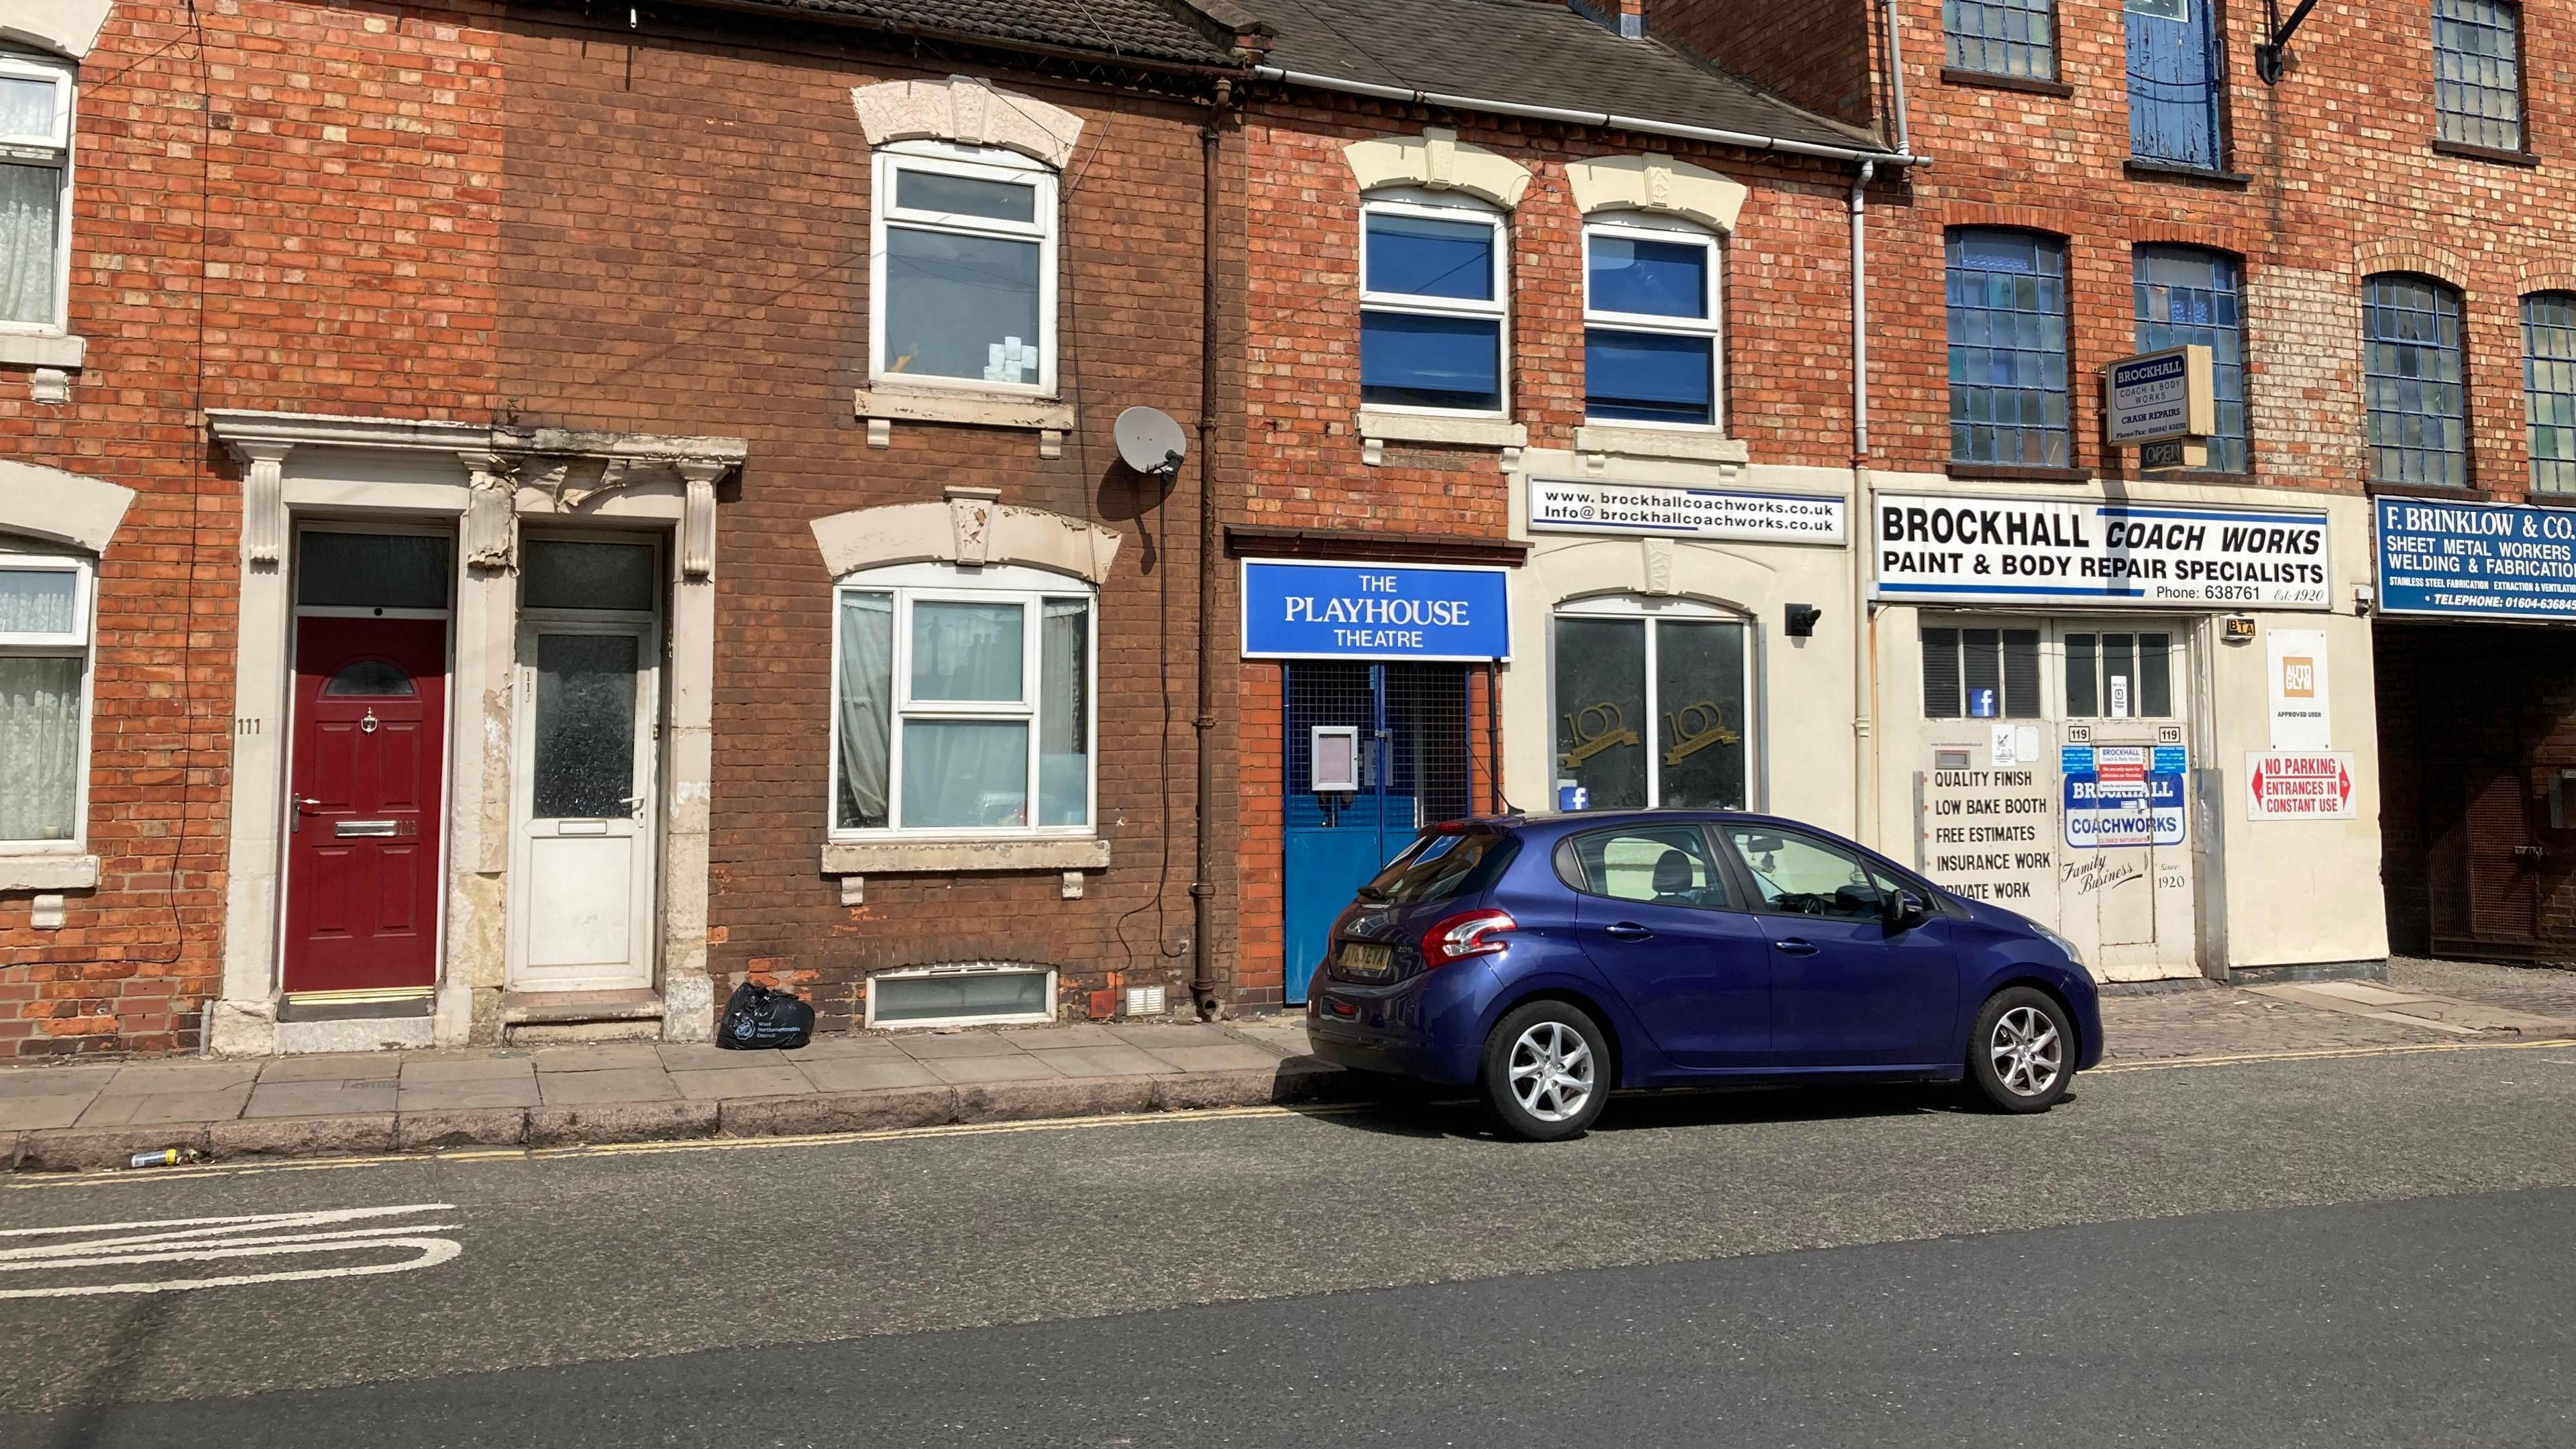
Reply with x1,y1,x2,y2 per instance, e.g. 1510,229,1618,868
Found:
0,1203,460,1298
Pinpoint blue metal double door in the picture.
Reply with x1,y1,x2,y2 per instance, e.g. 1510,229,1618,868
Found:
1281,661,1473,1005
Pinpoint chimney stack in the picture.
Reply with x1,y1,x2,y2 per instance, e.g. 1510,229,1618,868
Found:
1569,0,1647,40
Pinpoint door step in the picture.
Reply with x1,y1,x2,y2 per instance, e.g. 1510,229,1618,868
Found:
500,988,665,1044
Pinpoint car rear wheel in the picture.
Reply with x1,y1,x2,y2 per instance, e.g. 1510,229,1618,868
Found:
1480,1000,1610,1142
1965,986,2074,1113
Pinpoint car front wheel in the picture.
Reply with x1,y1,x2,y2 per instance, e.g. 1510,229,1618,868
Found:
1480,1000,1611,1142
1965,986,2075,1113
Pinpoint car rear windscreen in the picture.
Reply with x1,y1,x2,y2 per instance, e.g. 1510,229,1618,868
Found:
1360,831,1519,905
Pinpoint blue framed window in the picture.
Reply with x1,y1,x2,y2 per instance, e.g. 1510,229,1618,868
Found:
2434,0,2524,154
1944,0,2056,80
2133,246,2248,473
2363,274,2467,487
2523,292,2576,492
1584,220,1720,427
1360,199,1507,414
2128,0,2222,170
1947,229,2070,468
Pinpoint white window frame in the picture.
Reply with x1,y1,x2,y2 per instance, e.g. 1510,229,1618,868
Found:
0,50,75,336
867,140,1059,398
1358,189,1511,419
1580,213,1724,431
1550,594,1753,810
828,561,1097,842
0,551,95,852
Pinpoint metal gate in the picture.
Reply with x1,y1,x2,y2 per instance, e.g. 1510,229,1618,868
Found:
1281,662,1472,1004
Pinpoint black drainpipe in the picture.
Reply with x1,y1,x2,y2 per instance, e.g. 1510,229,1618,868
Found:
1189,78,1232,1019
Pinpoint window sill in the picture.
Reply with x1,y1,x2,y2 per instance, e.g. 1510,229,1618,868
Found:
1945,463,2095,484
0,331,85,370
0,853,98,893
2123,159,2252,187
855,384,1076,458
1939,67,2073,99
822,837,1110,876
2430,138,2540,168
1356,410,1527,467
1570,423,1750,470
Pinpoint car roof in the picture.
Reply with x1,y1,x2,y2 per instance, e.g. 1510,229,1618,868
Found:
1444,809,1818,842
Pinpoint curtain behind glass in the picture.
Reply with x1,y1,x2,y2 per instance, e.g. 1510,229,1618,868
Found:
900,720,1028,828
910,600,1022,701
0,162,60,327
1038,599,1088,826
0,568,77,635
0,655,80,841
835,592,893,829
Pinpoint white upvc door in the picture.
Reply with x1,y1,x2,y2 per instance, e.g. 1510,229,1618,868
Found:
507,619,659,991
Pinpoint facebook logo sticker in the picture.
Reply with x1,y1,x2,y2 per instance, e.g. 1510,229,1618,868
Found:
1969,688,1998,718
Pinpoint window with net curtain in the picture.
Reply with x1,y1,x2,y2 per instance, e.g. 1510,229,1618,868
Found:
0,52,72,331
832,564,1091,836
0,552,91,847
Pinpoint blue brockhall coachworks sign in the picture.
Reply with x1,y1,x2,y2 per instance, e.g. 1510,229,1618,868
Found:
2377,497,2576,621
1241,560,1512,661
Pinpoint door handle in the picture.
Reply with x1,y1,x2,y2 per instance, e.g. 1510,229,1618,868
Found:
291,796,320,834
1603,922,1653,941
1774,938,1821,957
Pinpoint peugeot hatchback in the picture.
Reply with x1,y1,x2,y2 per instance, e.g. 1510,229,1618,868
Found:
1303,810,2102,1140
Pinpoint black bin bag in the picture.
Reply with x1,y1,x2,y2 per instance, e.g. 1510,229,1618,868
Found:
717,981,816,1051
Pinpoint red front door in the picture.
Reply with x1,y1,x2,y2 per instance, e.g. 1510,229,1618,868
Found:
283,617,449,994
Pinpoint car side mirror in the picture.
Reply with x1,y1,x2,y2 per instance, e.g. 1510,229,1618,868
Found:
1882,890,1928,932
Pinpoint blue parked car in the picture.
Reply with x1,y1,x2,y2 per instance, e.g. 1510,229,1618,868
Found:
1304,810,2102,1141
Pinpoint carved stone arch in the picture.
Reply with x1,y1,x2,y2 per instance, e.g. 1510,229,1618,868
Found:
853,76,1084,170
2357,239,2473,293
1344,128,1533,210
1564,153,1748,234
810,490,1121,583
0,0,113,59
0,460,136,553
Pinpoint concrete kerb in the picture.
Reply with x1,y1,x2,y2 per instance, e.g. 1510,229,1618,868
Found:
2,1060,1364,1171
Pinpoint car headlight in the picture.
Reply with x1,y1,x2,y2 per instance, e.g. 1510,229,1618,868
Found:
2031,920,2088,971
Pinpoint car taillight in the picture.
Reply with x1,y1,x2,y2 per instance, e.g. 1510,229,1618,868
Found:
1420,908,1515,967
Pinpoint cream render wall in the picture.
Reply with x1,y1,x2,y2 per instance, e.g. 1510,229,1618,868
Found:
1500,455,1862,833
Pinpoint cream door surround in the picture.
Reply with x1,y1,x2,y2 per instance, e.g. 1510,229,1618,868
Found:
1345,128,1532,209
201,410,746,1056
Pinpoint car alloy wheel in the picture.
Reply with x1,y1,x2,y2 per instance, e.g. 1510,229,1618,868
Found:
1507,1019,1595,1123
1988,1003,2063,1098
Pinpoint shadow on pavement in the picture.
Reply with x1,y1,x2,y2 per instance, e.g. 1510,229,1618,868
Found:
1300,1077,2034,1142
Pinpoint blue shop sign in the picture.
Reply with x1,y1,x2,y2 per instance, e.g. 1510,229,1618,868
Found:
2063,745,2186,849
1241,560,1513,661
2378,497,2576,621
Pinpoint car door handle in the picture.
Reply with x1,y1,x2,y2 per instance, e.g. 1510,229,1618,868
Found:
1603,922,1654,941
1774,938,1821,957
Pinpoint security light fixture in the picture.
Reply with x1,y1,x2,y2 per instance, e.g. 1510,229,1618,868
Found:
1785,603,1823,638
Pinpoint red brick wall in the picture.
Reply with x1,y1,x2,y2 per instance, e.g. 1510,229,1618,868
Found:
1646,0,1882,131
489,12,1228,1029
0,1,505,1056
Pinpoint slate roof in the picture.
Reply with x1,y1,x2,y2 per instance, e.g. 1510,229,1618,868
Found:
721,0,1237,66
1238,0,1888,154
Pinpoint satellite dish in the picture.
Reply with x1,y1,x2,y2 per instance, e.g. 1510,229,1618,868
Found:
1114,407,1187,476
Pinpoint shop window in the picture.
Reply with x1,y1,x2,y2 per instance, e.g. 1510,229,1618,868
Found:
2433,0,2524,154
1583,217,1720,427
1943,0,2057,80
2363,273,2467,486
0,50,72,333
870,142,1057,394
0,552,91,847
1947,229,2070,468
1360,194,1507,415
832,562,1093,837
2127,0,2222,170
2134,246,2248,473
1922,626,2041,719
2064,631,2174,718
1552,603,1748,812
2522,292,2576,492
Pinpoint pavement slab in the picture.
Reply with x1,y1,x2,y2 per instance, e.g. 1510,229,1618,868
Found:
535,1044,663,1072
243,1079,397,1120
0,1066,113,1099
1021,1044,1181,1079
667,1064,814,1102
892,1033,1030,1061
794,1057,942,1093
0,1093,93,1132
74,1087,250,1128
923,1054,1065,1085
256,1053,404,1083
396,1078,541,1112
537,1068,680,1107
96,1062,257,1096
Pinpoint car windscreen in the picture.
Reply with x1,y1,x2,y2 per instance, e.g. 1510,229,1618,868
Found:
1358,830,1520,906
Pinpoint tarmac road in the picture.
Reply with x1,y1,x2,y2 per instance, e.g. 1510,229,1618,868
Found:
3,1039,2573,1447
